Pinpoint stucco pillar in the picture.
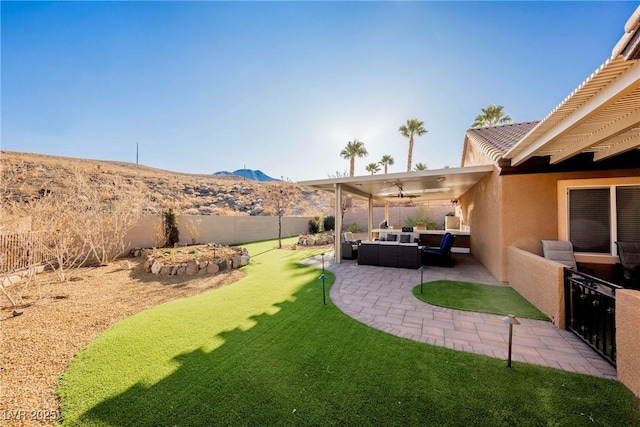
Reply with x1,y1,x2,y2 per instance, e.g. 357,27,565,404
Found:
616,289,640,398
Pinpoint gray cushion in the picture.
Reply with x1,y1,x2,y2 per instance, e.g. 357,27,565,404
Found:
541,240,577,269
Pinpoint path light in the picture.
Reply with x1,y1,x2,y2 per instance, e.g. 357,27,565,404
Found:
321,252,325,272
418,266,425,294
319,274,327,305
502,314,521,368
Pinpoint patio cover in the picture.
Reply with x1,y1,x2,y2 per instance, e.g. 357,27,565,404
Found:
505,6,640,166
298,165,492,261
299,166,492,205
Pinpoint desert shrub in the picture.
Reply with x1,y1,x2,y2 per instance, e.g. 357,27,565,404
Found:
404,206,437,230
324,215,335,231
198,206,214,214
346,221,363,233
1,168,147,277
164,209,180,247
309,216,322,234
185,218,202,245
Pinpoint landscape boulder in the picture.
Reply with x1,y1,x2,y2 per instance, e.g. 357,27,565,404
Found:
151,260,163,275
186,261,199,275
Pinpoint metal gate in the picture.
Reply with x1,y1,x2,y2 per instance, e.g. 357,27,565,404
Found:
564,269,621,367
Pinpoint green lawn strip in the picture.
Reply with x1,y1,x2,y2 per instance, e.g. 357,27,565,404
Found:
57,239,639,426
412,280,549,320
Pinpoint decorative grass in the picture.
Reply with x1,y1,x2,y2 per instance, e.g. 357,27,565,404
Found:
412,280,549,320
57,238,639,426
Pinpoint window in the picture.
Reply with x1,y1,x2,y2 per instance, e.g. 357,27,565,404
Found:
617,186,640,242
568,185,640,254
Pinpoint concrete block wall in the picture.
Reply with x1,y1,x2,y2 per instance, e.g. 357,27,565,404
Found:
124,214,315,251
343,204,454,231
178,215,313,245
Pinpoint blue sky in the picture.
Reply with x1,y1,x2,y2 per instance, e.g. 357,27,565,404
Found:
2,1,638,181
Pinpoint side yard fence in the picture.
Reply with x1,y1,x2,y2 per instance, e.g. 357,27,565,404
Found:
0,231,54,274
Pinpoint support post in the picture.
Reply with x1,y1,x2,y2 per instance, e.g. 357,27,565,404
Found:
334,183,343,263
368,195,374,241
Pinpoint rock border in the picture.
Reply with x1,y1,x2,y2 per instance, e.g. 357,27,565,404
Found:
130,245,250,276
297,233,334,246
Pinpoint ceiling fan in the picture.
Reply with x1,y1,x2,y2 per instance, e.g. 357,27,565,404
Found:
392,182,418,199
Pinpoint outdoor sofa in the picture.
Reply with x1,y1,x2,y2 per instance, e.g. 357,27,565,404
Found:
357,241,422,269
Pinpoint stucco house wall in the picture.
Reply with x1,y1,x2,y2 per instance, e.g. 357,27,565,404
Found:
460,167,640,283
459,169,503,281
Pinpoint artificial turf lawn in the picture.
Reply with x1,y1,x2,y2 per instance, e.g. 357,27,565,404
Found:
412,280,549,320
57,238,639,426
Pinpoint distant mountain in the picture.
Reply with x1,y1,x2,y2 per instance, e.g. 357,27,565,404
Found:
213,169,279,182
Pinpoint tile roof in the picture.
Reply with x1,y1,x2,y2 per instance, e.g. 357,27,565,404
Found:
465,121,540,163
612,6,640,60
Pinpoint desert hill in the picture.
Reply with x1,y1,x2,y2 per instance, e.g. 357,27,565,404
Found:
0,151,332,217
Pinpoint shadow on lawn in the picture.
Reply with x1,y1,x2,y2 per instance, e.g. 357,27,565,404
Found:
64,254,640,426
74,264,331,426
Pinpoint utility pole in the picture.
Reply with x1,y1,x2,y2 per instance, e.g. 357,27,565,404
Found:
136,142,139,165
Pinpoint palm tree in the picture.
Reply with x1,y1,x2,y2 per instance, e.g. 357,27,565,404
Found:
472,105,512,128
327,170,349,179
365,163,381,175
379,155,394,174
399,118,428,172
414,162,428,171
340,139,368,177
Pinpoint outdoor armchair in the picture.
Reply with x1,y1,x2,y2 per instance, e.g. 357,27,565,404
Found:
422,232,456,267
616,241,640,289
541,240,578,269
541,240,594,275
341,232,360,260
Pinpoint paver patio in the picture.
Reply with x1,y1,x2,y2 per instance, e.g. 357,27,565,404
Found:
303,253,617,379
